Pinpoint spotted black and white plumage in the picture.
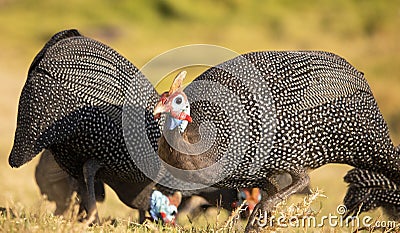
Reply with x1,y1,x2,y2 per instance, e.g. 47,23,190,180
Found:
9,29,161,222
344,167,400,220
156,51,400,232
161,51,399,184
9,29,258,223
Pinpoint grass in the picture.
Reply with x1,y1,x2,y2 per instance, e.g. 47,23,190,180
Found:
0,0,399,232
0,188,397,232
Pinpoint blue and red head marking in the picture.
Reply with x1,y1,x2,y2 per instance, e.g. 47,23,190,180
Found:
149,190,181,225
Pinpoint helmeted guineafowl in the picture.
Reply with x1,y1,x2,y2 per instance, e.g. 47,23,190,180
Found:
153,51,400,232
10,29,256,224
8,29,174,223
344,167,400,221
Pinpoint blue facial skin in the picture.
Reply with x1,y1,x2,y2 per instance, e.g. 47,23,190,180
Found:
167,115,188,133
168,117,183,131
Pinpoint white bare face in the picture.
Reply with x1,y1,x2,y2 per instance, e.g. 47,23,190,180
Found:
153,71,192,132
169,94,191,132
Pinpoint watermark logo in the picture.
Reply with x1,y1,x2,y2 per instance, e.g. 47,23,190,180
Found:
122,44,277,190
250,204,398,229
336,204,347,215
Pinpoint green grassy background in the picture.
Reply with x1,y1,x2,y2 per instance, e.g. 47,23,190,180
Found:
0,0,399,231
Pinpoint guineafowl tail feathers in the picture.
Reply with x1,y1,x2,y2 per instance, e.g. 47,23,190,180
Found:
9,30,83,168
9,28,140,168
343,168,400,221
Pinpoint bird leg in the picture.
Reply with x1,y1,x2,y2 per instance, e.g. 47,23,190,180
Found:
138,210,146,224
82,159,101,224
245,170,310,233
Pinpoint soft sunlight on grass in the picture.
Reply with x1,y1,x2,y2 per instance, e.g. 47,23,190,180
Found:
1,188,397,232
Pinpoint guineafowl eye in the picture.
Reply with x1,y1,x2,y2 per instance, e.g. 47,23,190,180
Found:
171,95,185,110
175,96,182,105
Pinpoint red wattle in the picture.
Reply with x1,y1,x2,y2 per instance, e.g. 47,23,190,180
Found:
185,115,192,122
178,112,192,122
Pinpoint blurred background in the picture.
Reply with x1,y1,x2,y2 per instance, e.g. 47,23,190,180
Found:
0,0,399,225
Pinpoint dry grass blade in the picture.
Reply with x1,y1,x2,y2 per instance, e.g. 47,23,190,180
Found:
217,200,247,232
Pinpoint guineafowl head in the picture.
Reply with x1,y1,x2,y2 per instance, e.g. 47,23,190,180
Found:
154,71,192,133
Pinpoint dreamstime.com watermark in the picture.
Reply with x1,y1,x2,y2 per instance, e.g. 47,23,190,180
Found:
249,205,399,229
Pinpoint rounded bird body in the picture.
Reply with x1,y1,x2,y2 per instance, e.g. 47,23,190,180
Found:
155,51,400,232
9,29,162,223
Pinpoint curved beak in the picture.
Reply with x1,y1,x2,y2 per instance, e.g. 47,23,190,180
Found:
153,101,167,119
